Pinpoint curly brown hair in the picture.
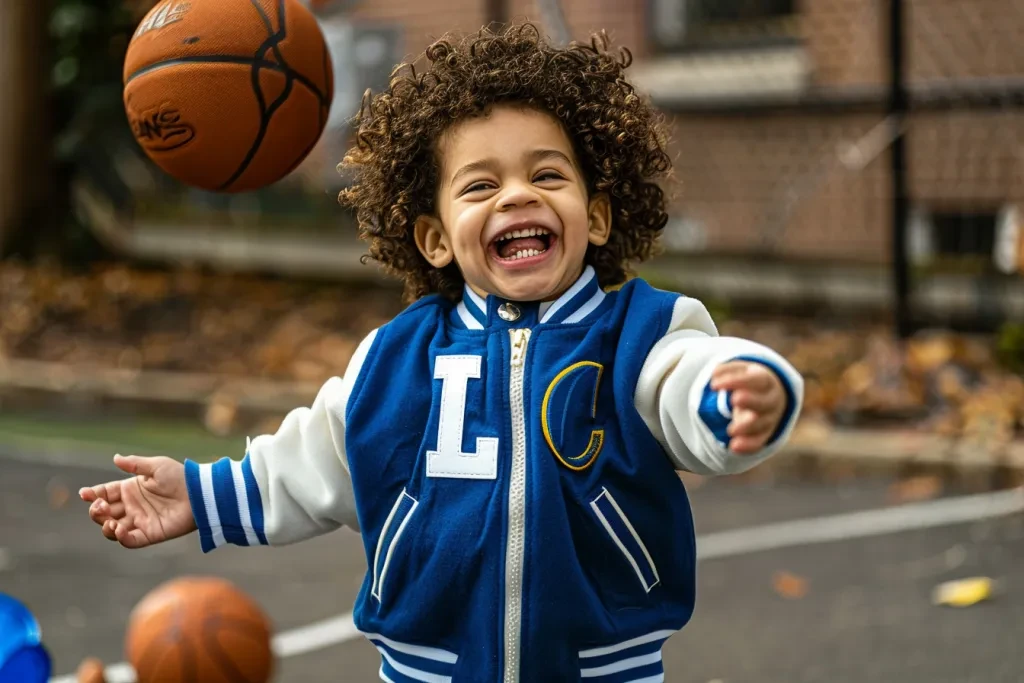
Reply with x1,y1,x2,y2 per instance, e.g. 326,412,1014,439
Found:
338,22,672,303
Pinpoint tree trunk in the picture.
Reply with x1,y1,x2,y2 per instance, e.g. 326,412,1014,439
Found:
0,0,49,255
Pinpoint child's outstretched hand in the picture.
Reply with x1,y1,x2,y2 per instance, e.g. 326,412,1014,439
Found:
711,361,787,455
78,455,196,549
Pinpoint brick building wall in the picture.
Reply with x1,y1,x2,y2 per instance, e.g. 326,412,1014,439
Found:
650,0,1024,264
316,0,1024,267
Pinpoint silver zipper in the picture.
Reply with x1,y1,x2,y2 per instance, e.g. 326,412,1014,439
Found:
503,327,530,682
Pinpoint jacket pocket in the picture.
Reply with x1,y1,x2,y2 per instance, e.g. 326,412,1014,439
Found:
371,488,419,602
590,487,660,593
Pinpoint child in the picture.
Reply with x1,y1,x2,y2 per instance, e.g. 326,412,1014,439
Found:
81,23,803,681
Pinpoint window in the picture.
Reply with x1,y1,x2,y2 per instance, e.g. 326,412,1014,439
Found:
650,0,797,52
314,16,401,187
910,208,1009,273
931,212,997,257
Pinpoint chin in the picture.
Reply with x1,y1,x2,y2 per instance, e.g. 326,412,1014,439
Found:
493,279,553,302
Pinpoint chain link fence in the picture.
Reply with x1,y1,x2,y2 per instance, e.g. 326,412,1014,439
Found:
631,0,1024,333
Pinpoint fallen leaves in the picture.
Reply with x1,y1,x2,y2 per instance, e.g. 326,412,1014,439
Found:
46,477,71,509
724,318,1024,445
887,474,944,504
932,577,997,608
772,571,809,600
0,260,1022,448
0,261,402,385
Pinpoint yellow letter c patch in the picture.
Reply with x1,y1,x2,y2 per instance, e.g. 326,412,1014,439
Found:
541,361,605,471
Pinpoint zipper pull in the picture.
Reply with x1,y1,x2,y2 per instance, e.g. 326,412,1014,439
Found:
510,328,530,366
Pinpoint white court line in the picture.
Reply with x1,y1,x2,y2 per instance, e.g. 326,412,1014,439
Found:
49,486,1024,682
49,614,359,683
697,486,1024,560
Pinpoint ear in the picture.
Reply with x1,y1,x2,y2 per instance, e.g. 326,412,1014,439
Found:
587,193,612,247
414,215,454,268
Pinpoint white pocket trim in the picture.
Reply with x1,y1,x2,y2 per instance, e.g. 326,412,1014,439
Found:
371,489,419,601
590,487,661,593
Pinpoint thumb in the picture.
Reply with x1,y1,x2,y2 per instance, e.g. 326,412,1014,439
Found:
113,454,155,477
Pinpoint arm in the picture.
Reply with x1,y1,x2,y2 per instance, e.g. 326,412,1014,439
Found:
634,297,804,476
186,328,378,552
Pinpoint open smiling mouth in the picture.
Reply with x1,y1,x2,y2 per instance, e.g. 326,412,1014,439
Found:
491,227,557,262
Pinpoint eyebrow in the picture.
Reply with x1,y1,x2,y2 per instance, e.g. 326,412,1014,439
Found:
447,148,576,188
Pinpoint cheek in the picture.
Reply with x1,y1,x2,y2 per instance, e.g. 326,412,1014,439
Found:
560,204,593,245
451,206,489,251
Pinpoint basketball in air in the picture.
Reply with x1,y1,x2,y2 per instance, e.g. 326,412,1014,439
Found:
123,0,334,193
125,576,274,683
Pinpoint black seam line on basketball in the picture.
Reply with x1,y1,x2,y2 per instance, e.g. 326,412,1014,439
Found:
219,0,292,190
256,3,329,106
233,30,295,188
270,0,287,66
250,0,287,69
126,56,328,106
125,55,286,84
248,0,275,36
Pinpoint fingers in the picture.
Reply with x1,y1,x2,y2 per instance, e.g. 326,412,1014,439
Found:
80,455,152,503
727,406,776,455
113,454,156,478
79,480,122,507
729,434,771,455
88,497,126,527
711,362,777,393
727,407,777,438
710,361,749,389
730,388,776,413
112,517,150,549
102,520,118,542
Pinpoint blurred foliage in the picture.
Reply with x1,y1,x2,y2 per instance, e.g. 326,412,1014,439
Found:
50,0,153,162
43,0,155,262
997,322,1024,374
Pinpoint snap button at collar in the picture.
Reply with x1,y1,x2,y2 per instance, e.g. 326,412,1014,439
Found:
497,302,521,322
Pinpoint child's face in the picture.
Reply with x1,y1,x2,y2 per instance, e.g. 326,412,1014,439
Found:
415,105,611,302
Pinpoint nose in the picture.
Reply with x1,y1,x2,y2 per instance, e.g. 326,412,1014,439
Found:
497,181,541,211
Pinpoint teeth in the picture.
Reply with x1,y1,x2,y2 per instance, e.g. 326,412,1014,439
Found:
496,227,550,243
509,249,543,260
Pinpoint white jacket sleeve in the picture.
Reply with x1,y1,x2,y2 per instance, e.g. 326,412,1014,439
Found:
184,329,378,552
634,297,804,476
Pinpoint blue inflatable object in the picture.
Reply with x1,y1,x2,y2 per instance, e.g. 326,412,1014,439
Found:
0,593,51,683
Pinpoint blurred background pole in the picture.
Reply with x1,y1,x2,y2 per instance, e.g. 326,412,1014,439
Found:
536,0,571,46
486,0,507,27
0,0,49,255
889,0,912,338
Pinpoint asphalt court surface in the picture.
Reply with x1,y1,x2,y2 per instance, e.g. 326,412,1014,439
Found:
2,457,1022,682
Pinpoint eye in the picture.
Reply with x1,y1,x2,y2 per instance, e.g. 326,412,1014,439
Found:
533,171,565,183
461,181,494,195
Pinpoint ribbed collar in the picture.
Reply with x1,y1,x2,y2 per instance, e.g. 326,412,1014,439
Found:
451,266,607,330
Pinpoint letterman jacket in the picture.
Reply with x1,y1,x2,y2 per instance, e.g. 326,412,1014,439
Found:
184,265,803,682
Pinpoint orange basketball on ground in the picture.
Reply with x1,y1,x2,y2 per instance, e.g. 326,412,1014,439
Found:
123,0,334,193
125,576,274,683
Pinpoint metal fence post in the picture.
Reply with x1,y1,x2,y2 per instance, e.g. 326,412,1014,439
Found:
889,0,912,338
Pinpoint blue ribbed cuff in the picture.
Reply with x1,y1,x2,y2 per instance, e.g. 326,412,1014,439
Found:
184,459,216,553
